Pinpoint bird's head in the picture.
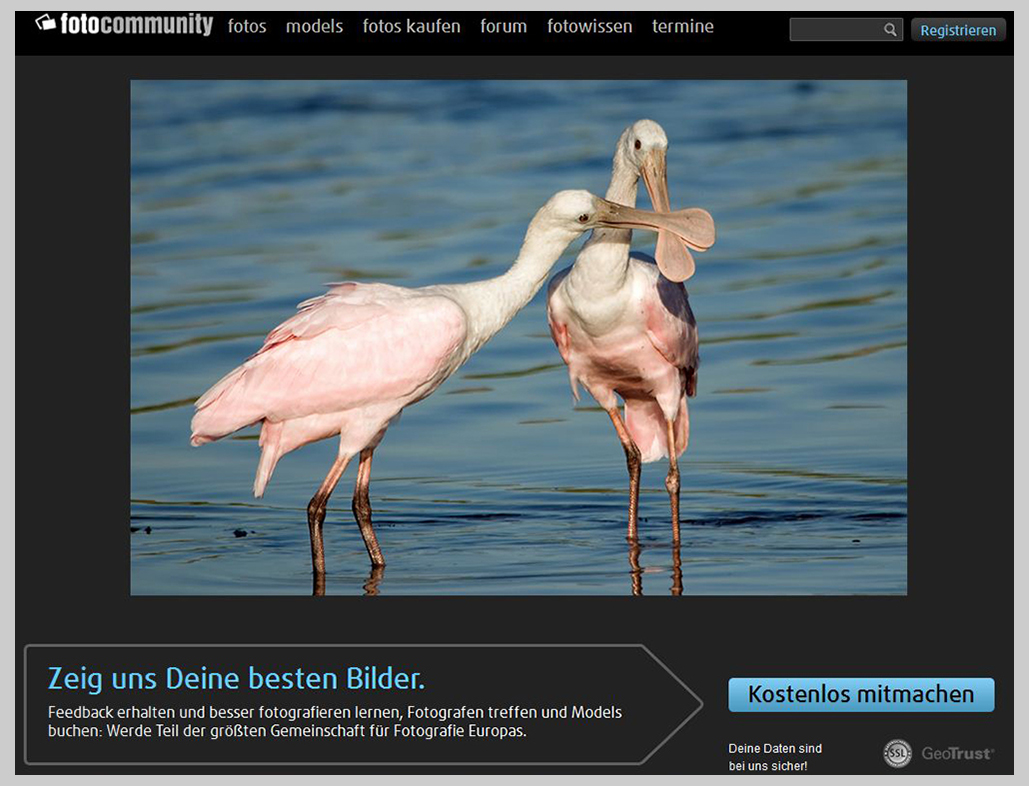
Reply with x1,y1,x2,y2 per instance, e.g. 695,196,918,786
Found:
613,119,716,282
617,119,669,178
537,190,715,279
536,190,609,235
617,120,671,212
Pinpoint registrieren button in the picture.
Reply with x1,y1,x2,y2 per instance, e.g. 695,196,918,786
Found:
911,18,1007,42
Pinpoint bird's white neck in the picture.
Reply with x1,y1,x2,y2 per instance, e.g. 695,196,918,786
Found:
567,152,639,293
605,151,641,206
444,218,582,355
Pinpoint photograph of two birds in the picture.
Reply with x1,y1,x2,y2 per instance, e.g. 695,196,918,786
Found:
131,80,907,596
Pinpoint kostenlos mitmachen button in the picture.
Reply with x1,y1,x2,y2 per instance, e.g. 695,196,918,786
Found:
911,18,1007,42
728,678,995,712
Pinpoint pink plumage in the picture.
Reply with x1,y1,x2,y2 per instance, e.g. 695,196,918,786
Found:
545,120,714,544
191,282,467,496
548,256,697,462
189,187,704,583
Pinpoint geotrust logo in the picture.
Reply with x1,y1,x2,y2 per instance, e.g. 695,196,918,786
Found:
40,13,214,37
922,745,996,762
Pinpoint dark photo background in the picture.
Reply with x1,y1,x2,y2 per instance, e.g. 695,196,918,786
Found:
16,45,1012,773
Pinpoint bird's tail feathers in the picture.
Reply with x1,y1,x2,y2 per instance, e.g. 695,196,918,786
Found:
253,420,284,498
194,364,246,410
190,366,261,447
624,397,689,463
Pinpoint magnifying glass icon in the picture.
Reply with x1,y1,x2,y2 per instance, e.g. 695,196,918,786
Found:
884,22,898,37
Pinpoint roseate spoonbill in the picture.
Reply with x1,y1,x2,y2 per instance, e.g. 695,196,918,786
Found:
546,120,716,545
191,189,707,583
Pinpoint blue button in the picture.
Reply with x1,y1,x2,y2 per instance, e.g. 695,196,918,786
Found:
728,678,994,712
911,18,1006,42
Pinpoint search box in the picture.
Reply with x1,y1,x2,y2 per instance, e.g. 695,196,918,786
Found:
790,17,905,42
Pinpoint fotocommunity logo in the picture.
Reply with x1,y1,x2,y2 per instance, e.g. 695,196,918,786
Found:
52,13,214,37
883,739,913,769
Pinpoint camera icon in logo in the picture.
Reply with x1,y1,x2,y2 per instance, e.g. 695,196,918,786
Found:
883,739,913,768
35,14,57,31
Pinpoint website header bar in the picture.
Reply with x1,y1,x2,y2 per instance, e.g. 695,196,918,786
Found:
17,11,1012,56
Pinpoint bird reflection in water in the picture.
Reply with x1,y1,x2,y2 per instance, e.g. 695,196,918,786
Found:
627,541,684,596
311,544,679,597
628,541,643,596
363,565,385,596
311,565,385,597
670,544,683,596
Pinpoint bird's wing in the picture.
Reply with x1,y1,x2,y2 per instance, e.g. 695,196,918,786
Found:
545,268,583,402
545,269,574,365
636,261,700,394
259,282,394,353
193,284,468,433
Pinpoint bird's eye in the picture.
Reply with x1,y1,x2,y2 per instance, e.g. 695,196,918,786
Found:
634,139,642,150
578,213,590,223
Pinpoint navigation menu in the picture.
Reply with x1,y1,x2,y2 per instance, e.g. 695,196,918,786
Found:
362,17,461,35
15,11,1012,56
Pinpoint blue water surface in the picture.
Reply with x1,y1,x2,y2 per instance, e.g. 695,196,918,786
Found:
130,80,907,595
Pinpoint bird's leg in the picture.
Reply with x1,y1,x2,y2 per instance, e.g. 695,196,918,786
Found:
607,408,642,542
665,419,681,544
353,448,385,567
307,454,352,581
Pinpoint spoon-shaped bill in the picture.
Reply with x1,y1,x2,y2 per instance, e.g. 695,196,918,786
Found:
653,232,695,283
640,148,672,212
639,148,692,282
595,199,716,283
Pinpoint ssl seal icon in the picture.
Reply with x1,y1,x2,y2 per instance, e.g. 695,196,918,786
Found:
883,739,913,768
